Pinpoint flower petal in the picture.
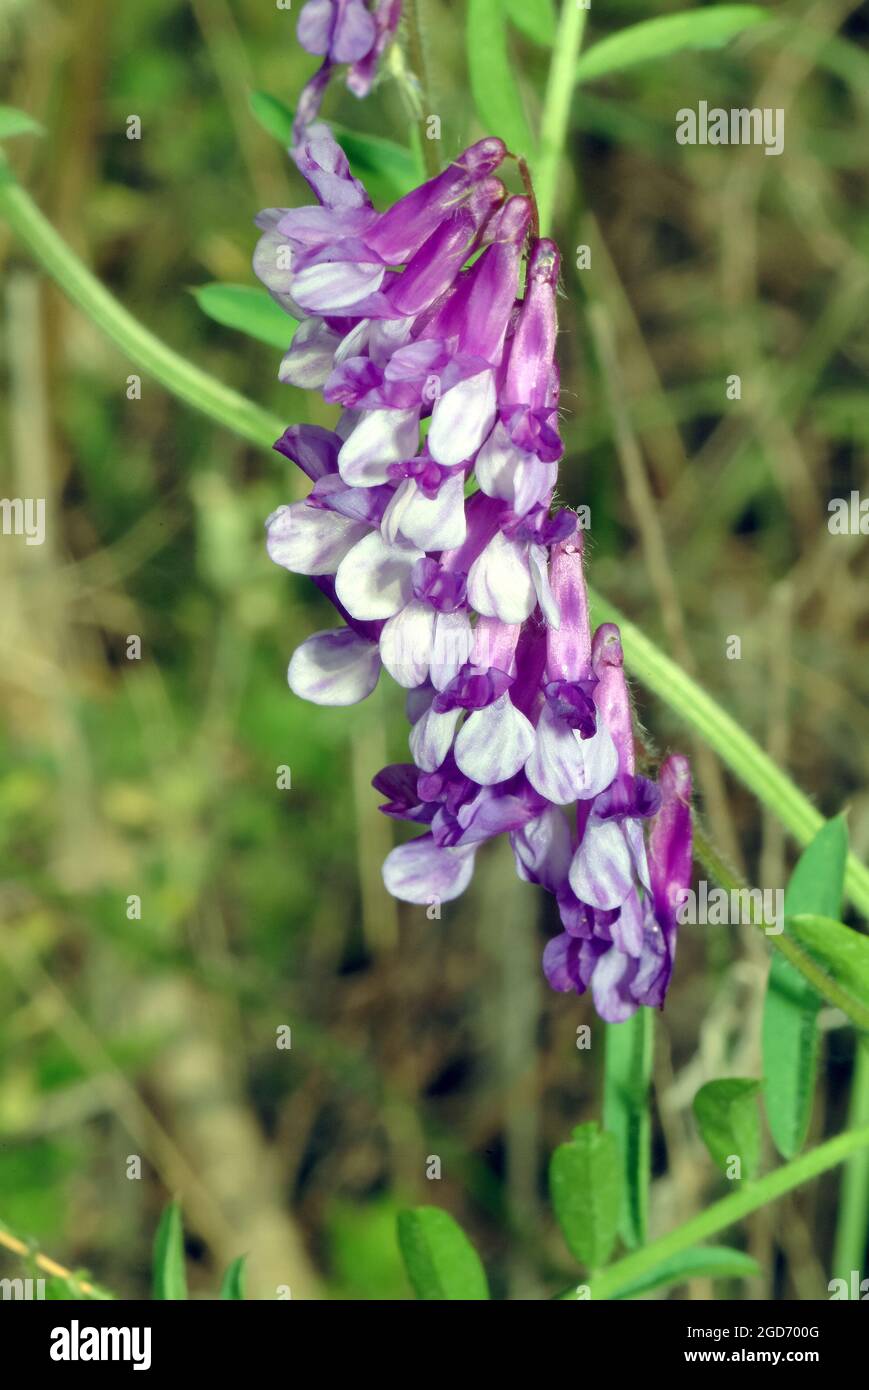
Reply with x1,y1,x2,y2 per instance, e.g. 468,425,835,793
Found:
335,530,422,620
266,502,369,575
525,704,618,804
279,318,341,389
383,836,476,904
380,600,435,688
428,370,497,466
396,473,467,551
569,817,635,911
338,407,420,486
511,805,573,892
409,704,461,772
288,628,381,706
454,694,535,786
430,610,474,691
292,259,386,315
590,947,639,1023
467,531,536,623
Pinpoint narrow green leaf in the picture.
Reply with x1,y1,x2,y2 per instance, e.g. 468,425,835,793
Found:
152,1201,187,1301
192,283,297,351
219,1255,247,1300
397,1207,489,1300
785,915,869,1026
467,0,535,155
763,816,849,1158
248,91,419,199
611,1245,760,1299
0,106,44,140
575,6,772,84
603,1011,653,1248
502,0,557,46
693,1078,762,1179
549,1123,621,1270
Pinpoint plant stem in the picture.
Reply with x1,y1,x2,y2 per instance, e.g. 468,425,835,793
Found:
562,1123,869,1299
3,160,867,924
588,585,869,921
403,0,440,178
692,820,869,1028
0,156,284,451
536,0,588,236
832,1037,869,1279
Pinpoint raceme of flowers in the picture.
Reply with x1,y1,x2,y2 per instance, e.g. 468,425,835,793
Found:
255,115,693,1022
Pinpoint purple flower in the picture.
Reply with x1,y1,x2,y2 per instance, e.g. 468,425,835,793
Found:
258,119,694,1021
295,1,403,139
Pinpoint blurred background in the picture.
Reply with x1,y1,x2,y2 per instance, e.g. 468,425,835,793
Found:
0,0,867,1298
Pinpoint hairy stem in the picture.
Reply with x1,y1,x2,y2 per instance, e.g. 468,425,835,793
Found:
0,155,284,450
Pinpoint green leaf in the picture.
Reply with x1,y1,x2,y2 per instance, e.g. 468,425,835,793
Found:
502,0,557,46
191,284,297,350
763,816,849,1159
248,91,420,200
549,1123,621,1270
397,1207,489,1300
467,0,535,155
0,106,44,140
693,1078,762,1179
219,1255,247,1300
575,6,772,84
610,1245,760,1300
152,1200,187,1301
603,1011,653,1248
785,915,869,1027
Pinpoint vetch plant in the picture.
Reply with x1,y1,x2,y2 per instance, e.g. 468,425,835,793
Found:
1,0,868,1303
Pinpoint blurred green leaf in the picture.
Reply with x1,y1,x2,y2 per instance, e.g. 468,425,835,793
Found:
191,284,296,351
502,0,557,46
397,1207,489,1300
575,6,772,83
549,1123,620,1270
611,1245,760,1299
763,816,849,1159
785,915,869,1025
693,1078,762,1179
0,106,43,140
603,1010,653,1248
219,1255,247,1300
248,91,419,199
467,0,535,154
152,1201,187,1301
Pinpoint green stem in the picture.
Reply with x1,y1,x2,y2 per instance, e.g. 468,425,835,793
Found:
589,586,869,921
565,1123,869,1299
2,159,867,924
832,1038,869,1279
693,820,869,1028
0,156,284,451
403,0,440,179
536,0,588,236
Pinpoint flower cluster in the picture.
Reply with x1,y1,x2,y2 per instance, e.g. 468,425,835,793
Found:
255,122,693,1021
295,0,403,141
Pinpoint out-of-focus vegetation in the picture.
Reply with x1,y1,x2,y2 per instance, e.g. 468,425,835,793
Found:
0,0,867,1299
